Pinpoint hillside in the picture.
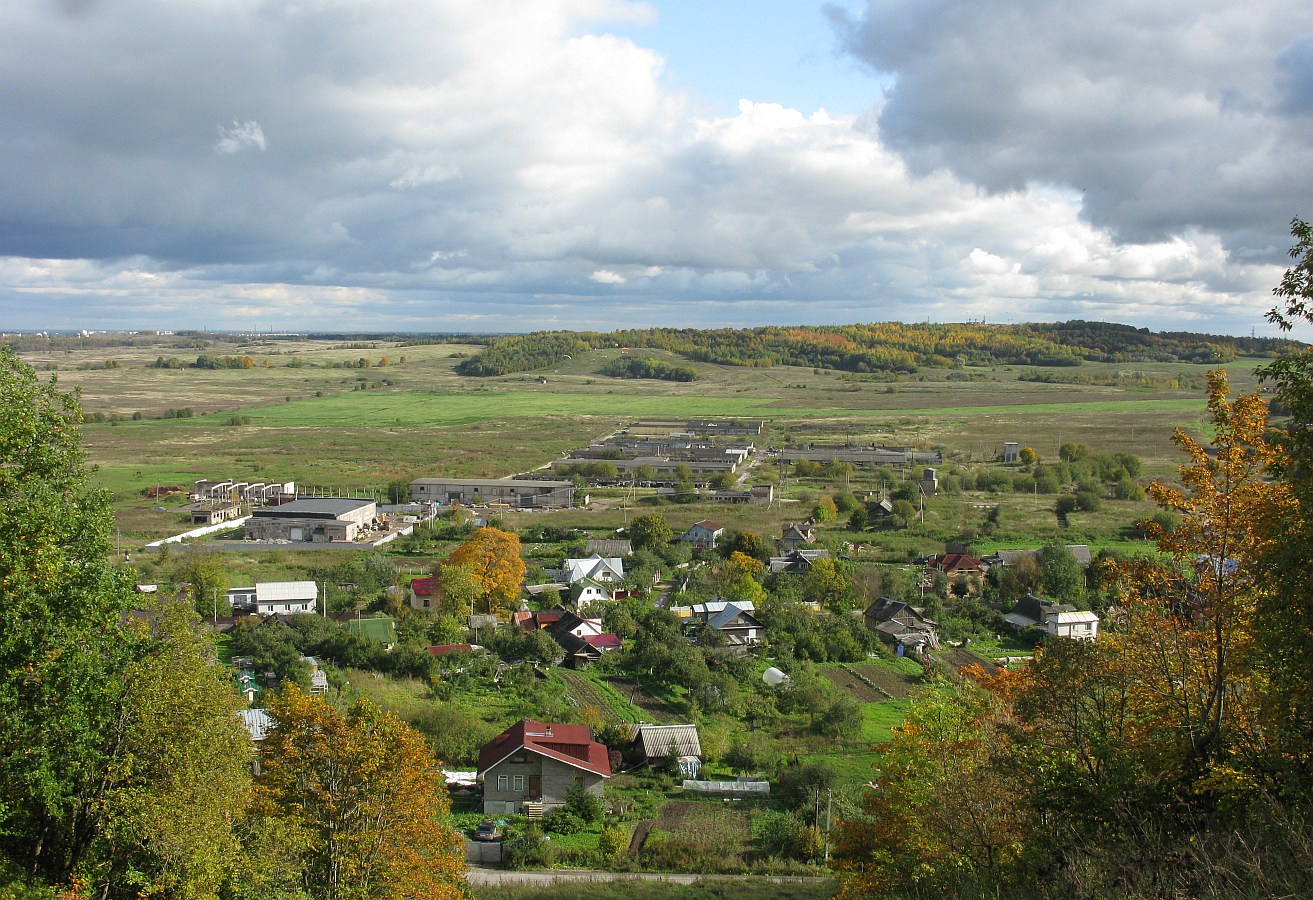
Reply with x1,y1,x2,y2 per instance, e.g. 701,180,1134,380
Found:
453,321,1300,378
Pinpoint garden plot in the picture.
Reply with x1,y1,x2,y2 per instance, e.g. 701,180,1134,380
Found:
824,662,921,700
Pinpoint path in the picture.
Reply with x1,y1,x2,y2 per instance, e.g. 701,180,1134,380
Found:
466,867,836,888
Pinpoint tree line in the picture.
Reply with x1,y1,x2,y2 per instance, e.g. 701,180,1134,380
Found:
452,321,1300,378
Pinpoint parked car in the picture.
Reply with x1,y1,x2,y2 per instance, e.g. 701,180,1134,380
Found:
473,820,502,842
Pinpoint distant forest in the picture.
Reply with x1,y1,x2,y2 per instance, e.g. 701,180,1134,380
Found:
454,321,1302,377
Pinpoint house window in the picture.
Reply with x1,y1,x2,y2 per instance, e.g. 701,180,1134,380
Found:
513,775,524,792
497,775,508,791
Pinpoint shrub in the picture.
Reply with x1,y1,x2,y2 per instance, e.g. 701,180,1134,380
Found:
543,808,584,835
1055,495,1078,515
598,824,630,859
1075,489,1103,512
502,822,556,870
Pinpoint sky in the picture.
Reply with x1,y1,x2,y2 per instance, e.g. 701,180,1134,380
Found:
2,0,1313,337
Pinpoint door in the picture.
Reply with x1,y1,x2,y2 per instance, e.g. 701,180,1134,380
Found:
528,775,542,800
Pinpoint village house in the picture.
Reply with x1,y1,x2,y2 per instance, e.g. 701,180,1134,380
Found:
926,552,986,578
863,597,940,655
409,575,437,611
477,719,611,815
681,520,725,551
780,522,817,551
630,723,702,777
227,581,319,616
1005,593,1100,640
768,548,831,574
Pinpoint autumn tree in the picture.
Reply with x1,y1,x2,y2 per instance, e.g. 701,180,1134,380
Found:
253,686,466,900
715,551,767,605
1115,371,1290,785
448,526,526,615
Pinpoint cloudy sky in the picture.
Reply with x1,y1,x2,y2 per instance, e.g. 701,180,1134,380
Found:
3,0,1312,336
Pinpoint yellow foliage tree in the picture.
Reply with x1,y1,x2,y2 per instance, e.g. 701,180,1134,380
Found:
448,526,526,615
254,686,466,900
1115,370,1292,787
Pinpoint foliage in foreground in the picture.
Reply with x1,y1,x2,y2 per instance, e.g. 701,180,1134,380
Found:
833,221,1313,898
0,348,466,900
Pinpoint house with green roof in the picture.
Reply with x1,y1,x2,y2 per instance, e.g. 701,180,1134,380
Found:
345,616,397,650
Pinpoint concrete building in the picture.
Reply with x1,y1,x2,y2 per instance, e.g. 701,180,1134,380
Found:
244,498,377,543
409,477,574,508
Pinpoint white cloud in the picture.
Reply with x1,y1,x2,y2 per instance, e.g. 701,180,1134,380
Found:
0,0,1306,336
213,120,266,154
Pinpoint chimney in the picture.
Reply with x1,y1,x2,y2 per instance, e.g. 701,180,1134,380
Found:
545,726,553,738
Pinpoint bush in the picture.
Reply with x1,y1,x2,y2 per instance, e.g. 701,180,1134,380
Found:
502,822,556,870
1055,495,1078,515
543,808,585,835
598,824,630,859
1075,489,1103,512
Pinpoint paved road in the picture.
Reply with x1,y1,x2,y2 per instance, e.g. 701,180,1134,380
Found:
466,866,836,888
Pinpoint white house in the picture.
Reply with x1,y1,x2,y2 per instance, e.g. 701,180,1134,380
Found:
228,581,319,616
562,555,625,585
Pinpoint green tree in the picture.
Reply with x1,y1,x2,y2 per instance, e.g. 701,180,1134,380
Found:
0,348,138,883
175,544,231,618
811,496,838,523
629,513,673,553
99,594,254,897
434,562,481,618
1038,543,1085,604
805,556,850,611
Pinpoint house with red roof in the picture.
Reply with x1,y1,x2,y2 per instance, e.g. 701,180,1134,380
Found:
926,552,985,577
408,575,437,611
477,719,611,815
681,519,725,551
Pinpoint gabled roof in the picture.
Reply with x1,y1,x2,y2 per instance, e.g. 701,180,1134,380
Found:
256,581,319,603
689,520,723,533
634,723,702,760
410,576,437,597
564,555,625,584
582,633,622,650
864,596,935,627
928,552,984,573
691,599,756,618
238,708,273,741
586,539,633,557
427,643,485,656
707,603,762,632
768,549,830,573
477,719,612,779
1008,593,1077,626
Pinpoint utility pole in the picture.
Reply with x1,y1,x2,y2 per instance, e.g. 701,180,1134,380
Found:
824,788,833,863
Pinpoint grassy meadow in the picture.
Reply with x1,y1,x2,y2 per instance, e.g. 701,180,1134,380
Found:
18,334,1257,548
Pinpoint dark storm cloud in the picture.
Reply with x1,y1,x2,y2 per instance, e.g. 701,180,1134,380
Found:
829,0,1313,254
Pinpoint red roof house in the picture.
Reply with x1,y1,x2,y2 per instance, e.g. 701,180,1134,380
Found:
477,719,611,815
